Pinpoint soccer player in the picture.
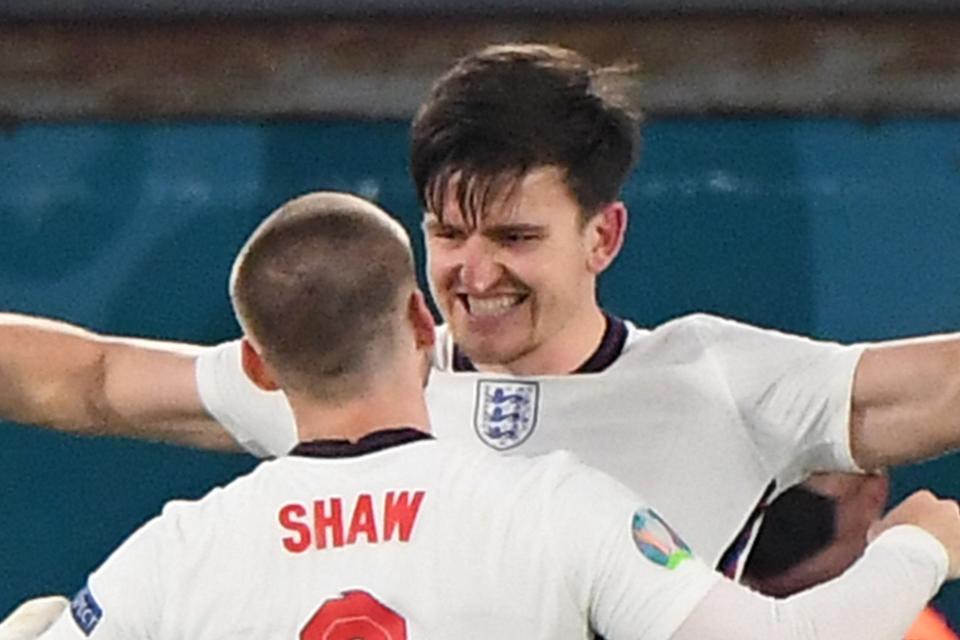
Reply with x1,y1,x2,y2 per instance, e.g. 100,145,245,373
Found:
24,192,960,639
2,43,960,576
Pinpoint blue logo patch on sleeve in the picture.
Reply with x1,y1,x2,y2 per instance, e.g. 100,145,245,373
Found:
70,584,103,636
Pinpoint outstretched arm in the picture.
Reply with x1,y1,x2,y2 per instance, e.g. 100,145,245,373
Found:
0,313,239,451
850,335,960,469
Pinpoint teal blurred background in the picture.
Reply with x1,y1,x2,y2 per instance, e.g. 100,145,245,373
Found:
2,118,959,619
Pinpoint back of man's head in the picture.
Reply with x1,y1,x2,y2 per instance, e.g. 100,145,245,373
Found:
410,42,641,227
230,192,415,400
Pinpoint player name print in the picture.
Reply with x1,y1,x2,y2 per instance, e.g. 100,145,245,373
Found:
278,490,425,553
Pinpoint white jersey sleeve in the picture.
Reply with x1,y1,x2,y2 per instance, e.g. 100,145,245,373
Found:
547,461,721,638
671,526,948,640
37,507,179,640
682,314,867,487
551,456,947,640
194,341,297,457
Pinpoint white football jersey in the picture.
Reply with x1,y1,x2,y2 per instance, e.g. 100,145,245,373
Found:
195,313,865,567
41,431,721,640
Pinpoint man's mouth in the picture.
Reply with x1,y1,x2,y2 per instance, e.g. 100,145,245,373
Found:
458,294,528,318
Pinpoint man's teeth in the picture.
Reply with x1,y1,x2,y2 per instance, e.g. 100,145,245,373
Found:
466,295,522,316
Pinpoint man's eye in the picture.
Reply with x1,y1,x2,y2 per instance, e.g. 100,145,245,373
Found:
501,233,538,244
432,228,464,240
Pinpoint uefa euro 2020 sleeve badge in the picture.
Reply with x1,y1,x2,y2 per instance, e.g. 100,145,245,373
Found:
632,507,693,570
473,380,539,450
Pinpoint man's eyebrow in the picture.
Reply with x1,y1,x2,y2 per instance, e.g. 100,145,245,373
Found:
421,219,545,235
484,223,546,233
422,218,465,233
422,218,448,229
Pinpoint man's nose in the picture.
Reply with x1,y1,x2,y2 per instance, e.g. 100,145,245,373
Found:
459,237,502,292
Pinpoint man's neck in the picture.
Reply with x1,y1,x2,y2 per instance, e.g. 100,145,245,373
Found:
468,306,611,376
288,383,431,443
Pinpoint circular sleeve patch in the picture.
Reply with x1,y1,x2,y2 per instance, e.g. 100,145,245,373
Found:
632,507,693,570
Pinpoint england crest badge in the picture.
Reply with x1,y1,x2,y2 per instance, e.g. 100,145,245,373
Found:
474,380,539,450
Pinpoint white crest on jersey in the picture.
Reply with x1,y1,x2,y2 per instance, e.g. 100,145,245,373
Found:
473,380,539,450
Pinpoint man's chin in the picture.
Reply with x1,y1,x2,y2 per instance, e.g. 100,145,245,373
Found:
455,335,531,370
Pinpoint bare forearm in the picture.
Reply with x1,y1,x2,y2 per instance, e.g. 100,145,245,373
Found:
0,313,239,451
0,314,111,427
851,336,960,468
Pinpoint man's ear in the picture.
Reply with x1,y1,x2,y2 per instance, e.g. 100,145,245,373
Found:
241,338,281,392
585,201,628,274
407,290,437,351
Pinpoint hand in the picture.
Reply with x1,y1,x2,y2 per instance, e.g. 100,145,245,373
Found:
868,490,960,579
0,596,68,640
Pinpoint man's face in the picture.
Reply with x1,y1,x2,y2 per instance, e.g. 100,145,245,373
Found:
807,471,889,569
423,167,606,374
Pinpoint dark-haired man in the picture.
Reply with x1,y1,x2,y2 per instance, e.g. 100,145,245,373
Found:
3,43,960,588
24,192,960,640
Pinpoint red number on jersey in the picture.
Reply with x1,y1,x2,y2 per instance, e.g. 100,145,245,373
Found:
301,590,407,640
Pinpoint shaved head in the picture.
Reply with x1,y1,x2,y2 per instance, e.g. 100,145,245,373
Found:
230,192,416,400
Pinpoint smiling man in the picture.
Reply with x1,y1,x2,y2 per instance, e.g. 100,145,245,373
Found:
4,43,960,583
422,166,616,375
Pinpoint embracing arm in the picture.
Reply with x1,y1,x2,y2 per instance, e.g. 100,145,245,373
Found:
671,490,958,640
0,313,239,451
850,335,960,469
672,524,947,640
578,453,958,640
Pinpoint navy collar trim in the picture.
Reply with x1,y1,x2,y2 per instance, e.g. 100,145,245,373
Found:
452,314,628,374
290,428,433,458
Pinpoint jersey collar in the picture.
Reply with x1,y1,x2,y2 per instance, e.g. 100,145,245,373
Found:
290,428,433,458
452,313,628,374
